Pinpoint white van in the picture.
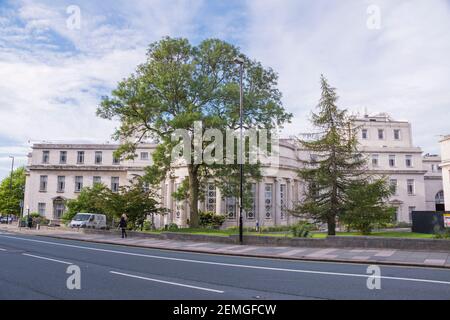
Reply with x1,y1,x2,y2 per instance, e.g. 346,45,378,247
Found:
70,213,107,229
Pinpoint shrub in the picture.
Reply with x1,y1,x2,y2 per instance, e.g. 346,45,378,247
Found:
291,221,313,238
21,213,49,227
167,223,179,231
434,229,450,239
142,220,153,231
199,211,226,229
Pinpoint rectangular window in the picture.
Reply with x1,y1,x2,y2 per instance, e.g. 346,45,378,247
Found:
225,197,237,220
390,179,398,195
140,152,149,161
280,184,287,220
113,156,120,165
75,176,83,193
264,184,273,219
407,179,415,195
246,183,256,220
93,176,102,185
95,151,103,164
389,155,396,167
111,177,119,193
59,151,67,164
38,203,46,216
362,129,368,140
57,176,65,193
39,175,48,192
405,155,413,168
42,151,50,164
372,154,379,167
394,129,401,140
205,183,216,212
77,151,85,164
378,129,384,140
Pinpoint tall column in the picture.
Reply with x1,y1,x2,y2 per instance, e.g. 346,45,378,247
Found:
167,179,174,225
258,180,266,227
286,178,292,225
216,186,222,215
274,178,282,227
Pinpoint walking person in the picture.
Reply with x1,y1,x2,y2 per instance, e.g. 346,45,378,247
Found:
119,214,128,239
27,215,33,229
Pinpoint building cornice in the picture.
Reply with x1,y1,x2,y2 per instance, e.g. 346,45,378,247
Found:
424,176,443,181
32,143,158,150
27,165,131,172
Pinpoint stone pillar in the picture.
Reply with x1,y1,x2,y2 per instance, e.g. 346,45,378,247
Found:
258,180,266,227
274,178,282,227
216,186,222,215
169,179,175,224
286,178,292,225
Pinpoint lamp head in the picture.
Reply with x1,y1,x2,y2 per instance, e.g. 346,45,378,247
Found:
233,56,245,65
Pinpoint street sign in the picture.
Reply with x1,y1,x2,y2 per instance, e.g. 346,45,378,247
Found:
19,200,24,208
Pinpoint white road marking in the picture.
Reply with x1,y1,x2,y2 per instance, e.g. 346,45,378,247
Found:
110,271,224,293
22,253,73,265
0,248,6,251
2,235,450,286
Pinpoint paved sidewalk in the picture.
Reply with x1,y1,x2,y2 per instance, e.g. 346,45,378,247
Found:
1,225,450,269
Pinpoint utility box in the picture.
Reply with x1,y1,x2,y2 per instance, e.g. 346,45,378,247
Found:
412,211,446,234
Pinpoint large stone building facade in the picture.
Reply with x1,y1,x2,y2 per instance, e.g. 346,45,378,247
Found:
23,113,445,226
440,136,450,211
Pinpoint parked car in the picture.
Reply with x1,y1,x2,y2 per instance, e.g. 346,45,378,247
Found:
0,216,13,224
69,213,107,229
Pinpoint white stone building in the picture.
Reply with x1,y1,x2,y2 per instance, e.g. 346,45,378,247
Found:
23,113,444,226
440,136,450,211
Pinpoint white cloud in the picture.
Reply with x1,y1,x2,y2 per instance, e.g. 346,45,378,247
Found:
242,0,450,152
0,0,208,179
0,0,449,180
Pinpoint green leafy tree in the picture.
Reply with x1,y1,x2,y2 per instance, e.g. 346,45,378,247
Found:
117,180,166,230
292,75,367,235
340,179,396,235
98,37,292,227
63,183,111,222
0,167,26,216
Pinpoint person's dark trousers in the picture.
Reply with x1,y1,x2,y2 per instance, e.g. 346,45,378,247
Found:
121,228,127,239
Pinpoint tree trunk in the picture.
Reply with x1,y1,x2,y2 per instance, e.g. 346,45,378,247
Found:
188,165,200,228
327,214,336,236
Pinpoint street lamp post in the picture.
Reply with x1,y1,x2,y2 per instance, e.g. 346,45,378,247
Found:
234,57,244,245
8,156,14,225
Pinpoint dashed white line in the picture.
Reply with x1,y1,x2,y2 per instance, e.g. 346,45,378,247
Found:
0,248,6,251
22,253,73,265
110,271,224,293
2,235,450,286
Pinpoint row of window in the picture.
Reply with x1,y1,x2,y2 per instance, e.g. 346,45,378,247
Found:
39,175,120,193
41,150,151,165
41,150,121,165
389,179,416,196
371,154,414,168
199,183,288,220
362,128,402,141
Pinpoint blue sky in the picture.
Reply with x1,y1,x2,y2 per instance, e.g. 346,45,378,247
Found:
0,0,449,179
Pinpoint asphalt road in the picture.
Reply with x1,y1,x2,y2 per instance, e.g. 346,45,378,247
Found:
0,231,449,300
